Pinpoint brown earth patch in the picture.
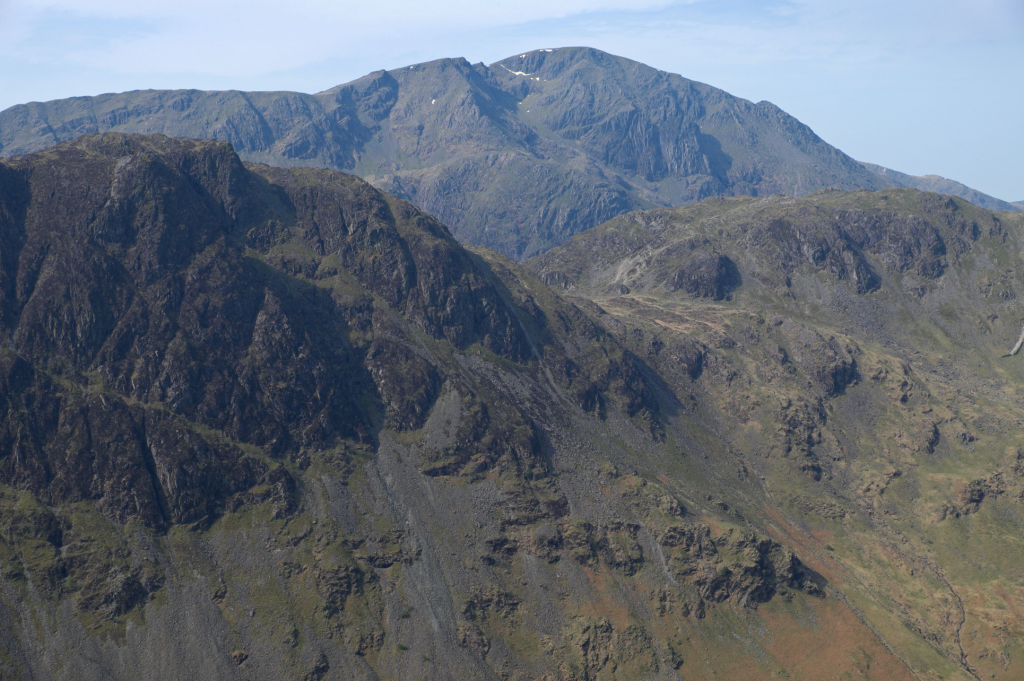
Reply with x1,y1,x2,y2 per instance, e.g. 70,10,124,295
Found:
761,596,919,681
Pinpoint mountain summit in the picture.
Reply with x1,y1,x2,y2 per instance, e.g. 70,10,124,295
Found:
1,47,1017,259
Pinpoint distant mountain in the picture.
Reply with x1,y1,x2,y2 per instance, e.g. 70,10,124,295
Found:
2,47,1015,259
861,162,1021,213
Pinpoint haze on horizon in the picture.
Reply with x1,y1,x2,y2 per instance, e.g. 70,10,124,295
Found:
0,0,1020,201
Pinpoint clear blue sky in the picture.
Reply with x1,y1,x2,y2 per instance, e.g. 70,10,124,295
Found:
1,0,1021,201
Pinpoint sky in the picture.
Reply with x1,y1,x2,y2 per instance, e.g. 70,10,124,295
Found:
0,0,1021,201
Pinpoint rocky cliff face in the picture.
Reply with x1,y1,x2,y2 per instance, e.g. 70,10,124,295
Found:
530,187,1024,681
1,48,1016,262
0,134,869,681
2,134,1021,681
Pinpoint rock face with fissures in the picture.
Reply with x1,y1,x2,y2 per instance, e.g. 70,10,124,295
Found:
0,134,831,681
0,133,1013,681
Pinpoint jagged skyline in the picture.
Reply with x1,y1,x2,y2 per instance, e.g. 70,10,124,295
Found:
0,0,1021,200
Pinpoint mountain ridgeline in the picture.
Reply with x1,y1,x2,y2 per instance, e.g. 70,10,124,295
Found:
1,47,1018,261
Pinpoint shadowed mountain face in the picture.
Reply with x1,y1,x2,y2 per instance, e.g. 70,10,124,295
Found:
0,132,533,525
1,47,1017,261
0,133,886,681
0,134,1022,681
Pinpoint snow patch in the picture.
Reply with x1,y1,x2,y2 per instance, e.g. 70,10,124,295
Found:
500,64,532,77
431,99,435,104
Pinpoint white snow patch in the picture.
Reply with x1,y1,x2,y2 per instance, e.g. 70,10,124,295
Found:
500,64,532,77
541,49,554,52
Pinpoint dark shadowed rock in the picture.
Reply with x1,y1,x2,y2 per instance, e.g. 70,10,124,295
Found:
0,133,536,530
665,252,740,300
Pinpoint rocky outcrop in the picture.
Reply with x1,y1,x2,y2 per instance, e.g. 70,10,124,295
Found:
656,522,819,606
938,450,1024,520
779,320,858,396
556,617,659,681
665,252,740,300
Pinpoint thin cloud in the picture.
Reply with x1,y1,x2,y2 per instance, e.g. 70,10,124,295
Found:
1,0,674,74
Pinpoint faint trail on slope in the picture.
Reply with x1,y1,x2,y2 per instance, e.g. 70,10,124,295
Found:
827,589,926,681
757,484,926,680
868,518,978,675
932,567,977,679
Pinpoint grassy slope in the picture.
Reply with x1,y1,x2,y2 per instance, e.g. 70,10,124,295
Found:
529,187,1024,680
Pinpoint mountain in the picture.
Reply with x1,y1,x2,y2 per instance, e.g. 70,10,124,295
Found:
529,186,1024,681
861,162,1021,213
2,132,1023,680
0,132,911,680
1,47,1017,261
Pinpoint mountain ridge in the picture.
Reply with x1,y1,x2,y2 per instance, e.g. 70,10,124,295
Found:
527,185,1024,681
0,132,890,681
1,132,1023,679
860,161,1019,213
2,47,1017,261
